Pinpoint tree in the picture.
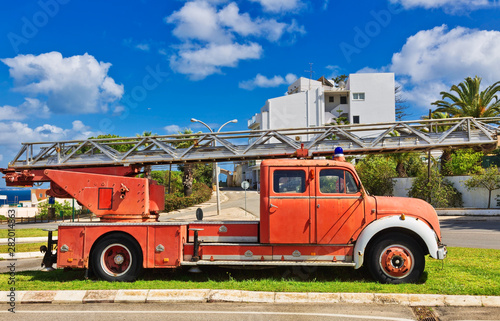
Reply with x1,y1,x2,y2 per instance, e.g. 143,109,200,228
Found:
464,166,500,208
174,129,196,196
422,111,454,175
386,152,425,178
395,85,411,121
408,168,462,208
355,156,397,196
444,149,483,176
79,134,134,154
331,74,348,87
432,76,500,118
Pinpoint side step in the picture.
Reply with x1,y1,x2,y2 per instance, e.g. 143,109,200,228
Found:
181,260,356,267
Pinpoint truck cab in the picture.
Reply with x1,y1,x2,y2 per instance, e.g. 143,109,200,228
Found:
256,159,446,283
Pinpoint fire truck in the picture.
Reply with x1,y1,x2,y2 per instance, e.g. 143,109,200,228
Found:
2,118,498,284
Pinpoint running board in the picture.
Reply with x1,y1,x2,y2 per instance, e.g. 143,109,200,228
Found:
181,260,356,267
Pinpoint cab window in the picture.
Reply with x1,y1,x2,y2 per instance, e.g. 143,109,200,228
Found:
273,170,306,193
345,171,359,194
320,169,359,194
319,169,345,194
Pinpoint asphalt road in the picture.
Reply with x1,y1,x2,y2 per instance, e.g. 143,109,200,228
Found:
1,303,499,321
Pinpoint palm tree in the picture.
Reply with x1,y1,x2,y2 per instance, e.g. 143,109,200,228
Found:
422,111,454,175
431,76,500,118
174,129,196,197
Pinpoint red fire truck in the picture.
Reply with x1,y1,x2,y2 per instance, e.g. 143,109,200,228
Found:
2,119,496,284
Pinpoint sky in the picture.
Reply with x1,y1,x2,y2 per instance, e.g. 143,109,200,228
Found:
1,0,500,177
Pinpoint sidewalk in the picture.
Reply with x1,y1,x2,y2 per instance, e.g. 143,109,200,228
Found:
0,289,498,306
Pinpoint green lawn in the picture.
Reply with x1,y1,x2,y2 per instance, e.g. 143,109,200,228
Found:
1,247,498,295
0,242,47,253
0,228,57,238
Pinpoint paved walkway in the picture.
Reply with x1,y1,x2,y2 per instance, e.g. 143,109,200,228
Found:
0,289,498,307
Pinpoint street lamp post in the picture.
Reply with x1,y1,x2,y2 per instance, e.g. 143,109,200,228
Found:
190,118,237,215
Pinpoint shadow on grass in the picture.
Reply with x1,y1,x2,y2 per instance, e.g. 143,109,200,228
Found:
18,265,377,284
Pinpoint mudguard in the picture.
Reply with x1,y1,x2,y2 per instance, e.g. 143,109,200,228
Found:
353,215,444,269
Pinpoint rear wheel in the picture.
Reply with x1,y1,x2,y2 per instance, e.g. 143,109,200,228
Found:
367,232,425,284
91,233,142,282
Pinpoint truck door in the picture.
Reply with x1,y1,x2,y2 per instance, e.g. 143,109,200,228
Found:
268,167,311,243
315,167,365,244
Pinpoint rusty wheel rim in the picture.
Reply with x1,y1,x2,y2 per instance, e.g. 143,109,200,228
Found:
379,245,414,279
100,243,132,277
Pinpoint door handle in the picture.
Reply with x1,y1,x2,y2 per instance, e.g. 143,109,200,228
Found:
317,204,320,208
270,203,278,209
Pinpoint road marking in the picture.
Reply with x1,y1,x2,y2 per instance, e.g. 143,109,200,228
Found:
1,310,414,320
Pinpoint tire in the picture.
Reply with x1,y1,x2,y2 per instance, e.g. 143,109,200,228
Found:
367,232,425,284
91,233,143,282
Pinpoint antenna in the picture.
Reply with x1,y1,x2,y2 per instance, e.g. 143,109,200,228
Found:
305,63,314,90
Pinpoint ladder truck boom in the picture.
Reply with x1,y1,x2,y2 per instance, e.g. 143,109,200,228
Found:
1,117,496,284
4,117,499,170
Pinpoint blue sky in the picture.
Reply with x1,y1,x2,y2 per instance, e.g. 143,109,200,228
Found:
1,0,500,173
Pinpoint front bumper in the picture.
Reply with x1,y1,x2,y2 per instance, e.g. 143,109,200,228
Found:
437,244,447,260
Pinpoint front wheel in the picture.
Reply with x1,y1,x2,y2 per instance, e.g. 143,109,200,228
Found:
91,233,143,282
367,232,425,284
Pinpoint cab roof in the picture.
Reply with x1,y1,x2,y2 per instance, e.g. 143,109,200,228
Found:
261,159,356,171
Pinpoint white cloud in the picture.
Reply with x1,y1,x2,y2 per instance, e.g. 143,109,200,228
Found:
1,52,124,114
219,3,291,42
112,105,125,116
164,124,181,133
0,120,100,157
390,0,491,13
135,43,151,51
388,25,500,109
166,0,231,44
170,42,262,80
165,1,305,79
0,98,49,121
239,73,297,90
249,0,303,13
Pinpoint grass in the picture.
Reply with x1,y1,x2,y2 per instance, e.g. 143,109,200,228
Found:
0,228,57,238
0,242,47,253
0,247,498,295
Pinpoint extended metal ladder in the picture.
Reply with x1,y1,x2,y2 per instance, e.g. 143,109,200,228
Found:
7,117,499,169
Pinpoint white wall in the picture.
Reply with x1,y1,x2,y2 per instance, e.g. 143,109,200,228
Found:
0,206,38,218
393,176,500,208
348,73,395,128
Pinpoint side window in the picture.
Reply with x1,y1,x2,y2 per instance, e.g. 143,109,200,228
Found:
345,171,359,194
273,170,306,194
319,169,345,194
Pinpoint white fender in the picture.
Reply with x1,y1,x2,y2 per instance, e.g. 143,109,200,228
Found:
353,215,443,269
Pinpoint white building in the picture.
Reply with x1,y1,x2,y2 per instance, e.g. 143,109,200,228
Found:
238,72,396,188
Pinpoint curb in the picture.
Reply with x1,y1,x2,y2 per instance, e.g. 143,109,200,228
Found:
1,290,498,307
0,237,56,245
0,251,43,259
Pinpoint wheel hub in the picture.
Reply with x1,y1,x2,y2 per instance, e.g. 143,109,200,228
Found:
100,244,132,277
380,245,413,278
114,254,125,265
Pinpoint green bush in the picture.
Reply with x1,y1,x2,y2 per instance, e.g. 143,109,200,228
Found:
164,182,212,212
408,168,463,208
444,149,484,176
37,200,84,219
355,156,397,196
